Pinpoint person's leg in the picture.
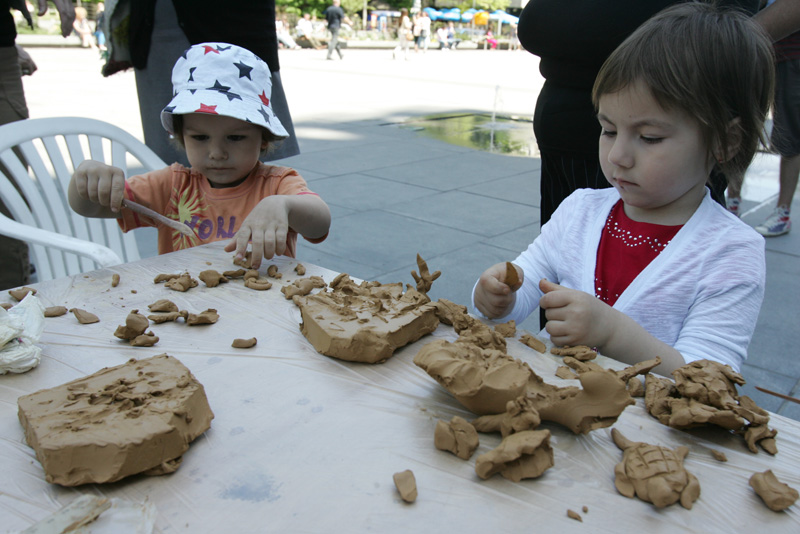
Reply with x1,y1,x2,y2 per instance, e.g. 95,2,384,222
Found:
0,46,31,289
777,153,800,208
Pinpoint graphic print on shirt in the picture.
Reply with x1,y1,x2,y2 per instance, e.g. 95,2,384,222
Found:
169,187,208,250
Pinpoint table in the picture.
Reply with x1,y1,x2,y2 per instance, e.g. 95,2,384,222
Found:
2,242,799,533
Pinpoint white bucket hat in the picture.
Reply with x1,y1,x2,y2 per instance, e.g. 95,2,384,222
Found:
161,42,288,139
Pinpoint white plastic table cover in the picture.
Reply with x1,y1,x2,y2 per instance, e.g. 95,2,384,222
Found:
1,241,799,533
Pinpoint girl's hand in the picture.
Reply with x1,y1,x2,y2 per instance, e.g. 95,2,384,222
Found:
71,160,126,213
539,278,614,348
225,196,289,268
474,262,523,318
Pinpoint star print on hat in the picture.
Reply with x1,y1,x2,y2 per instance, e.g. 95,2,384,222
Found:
161,42,288,139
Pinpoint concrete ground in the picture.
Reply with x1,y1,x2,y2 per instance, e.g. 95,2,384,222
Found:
18,45,800,420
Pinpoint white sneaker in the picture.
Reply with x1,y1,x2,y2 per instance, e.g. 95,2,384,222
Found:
726,196,741,217
755,206,791,237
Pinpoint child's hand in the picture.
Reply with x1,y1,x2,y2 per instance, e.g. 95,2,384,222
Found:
474,262,523,318
539,279,614,348
70,160,126,213
225,196,289,269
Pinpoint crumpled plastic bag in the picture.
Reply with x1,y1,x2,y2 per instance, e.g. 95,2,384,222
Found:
0,293,45,374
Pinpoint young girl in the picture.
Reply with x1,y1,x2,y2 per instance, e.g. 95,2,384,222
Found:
473,3,774,374
69,43,330,269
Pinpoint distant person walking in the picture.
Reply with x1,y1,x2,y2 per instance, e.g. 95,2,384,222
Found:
393,8,412,60
324,0,351,60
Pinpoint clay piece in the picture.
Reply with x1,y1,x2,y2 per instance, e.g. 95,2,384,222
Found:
502,262,521,290
611,428,700,509
551,345,597,362
626,377,645,397
9,287,37,301
131,332,159,347
433,299,469,328
434,416,479,460
281,276,327,299
148,311,188,324
186,309,219,326
644,360,778,454
17,354,214,486
749,470,799,512
473,397,542,437
44,306,68,318
1,302,11,310
519,333,546,353
410,254,441,294
267,265,282,279
293,273,439,363
198,270,228,287
710,449,727,462
233,251,253,268
244,277,272,291
474,429,554,482
393,470,418,503
567,509,582,522
111,273,120,287
113,310,149,341
555,366,579,380
223,269,247,279
164,273,199,292
295,263,306,276
494,320,516,338
148,299,179,313
153,273,181,284
232,337,257,348
69,308,99,324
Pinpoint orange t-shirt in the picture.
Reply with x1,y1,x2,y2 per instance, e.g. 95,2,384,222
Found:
118,162,324,257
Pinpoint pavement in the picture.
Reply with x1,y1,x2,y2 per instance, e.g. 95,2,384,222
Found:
17,45,800,421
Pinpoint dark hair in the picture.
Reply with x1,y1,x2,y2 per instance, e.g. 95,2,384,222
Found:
170,114,281,155
592,2,774,181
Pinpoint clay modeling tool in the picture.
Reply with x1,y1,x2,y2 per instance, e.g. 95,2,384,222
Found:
755,386,800,405
122,199,195,238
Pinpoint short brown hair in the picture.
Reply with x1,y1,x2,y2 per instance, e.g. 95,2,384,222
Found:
592,2,774,180
170,114,282,155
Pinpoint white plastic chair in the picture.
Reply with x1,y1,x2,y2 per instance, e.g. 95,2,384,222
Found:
0,117,166,282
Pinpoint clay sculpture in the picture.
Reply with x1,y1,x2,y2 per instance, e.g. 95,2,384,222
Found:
410,254,441,294
611,428,700,509
474,429,553,482
17,354,214,486
749,470,798,512
434,416,479,460
293,273,439,363
644,360,777,454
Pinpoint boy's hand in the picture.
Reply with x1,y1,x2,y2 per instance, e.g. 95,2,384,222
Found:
539,279,614,348
474,262,522,318
225,196,289,269
72,160,126,212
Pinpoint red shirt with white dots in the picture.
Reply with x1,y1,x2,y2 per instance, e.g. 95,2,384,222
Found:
595,200,682,306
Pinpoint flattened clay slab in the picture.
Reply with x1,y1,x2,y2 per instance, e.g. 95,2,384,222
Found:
749,470,799,511
294,275,439,363
475,429,553,482
17,354,214,486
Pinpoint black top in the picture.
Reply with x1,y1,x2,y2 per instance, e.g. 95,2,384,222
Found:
518,0,760,154
324,6,345,30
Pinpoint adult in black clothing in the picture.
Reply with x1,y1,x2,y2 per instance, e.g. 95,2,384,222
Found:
323,0,351,61
518,0,761,228
0,0,74,290
102,0,299,167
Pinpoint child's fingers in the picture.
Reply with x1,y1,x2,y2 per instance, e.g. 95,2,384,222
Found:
231,228,253,264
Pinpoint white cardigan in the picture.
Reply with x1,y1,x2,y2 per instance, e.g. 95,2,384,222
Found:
477,188,765,372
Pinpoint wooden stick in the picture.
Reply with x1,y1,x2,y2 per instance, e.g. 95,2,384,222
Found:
755,386,800,405
122,199,195,238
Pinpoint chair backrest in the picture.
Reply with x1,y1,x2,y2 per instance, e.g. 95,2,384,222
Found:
0,117,166,282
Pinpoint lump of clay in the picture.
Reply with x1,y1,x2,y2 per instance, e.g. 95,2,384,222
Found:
165,273,198,292
434,416,479,460
519,333,546,353
153,273,180,283
473,396,541,437
223,269,247,279
267,265,282,279
611,428,700,509
502,261,521,290
198,270,228,288
551,345,597,362
393,470,417,503
9,286,37,301
111,274,120,287
113,310,149,340
233,251,253,268
749,470,798,512
410,254,441,294
44,306,68,317
293,274,439,364
130,332,159,347
186,308,219,326
644,360,778,454
70,308,99,324
494,320,516,338
148,299,179,313
148,311,188,324
232,337,257,348
295,263,306,276
17,354,214,486
475,429,553,482
281,276,327,299
244,273,272,290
